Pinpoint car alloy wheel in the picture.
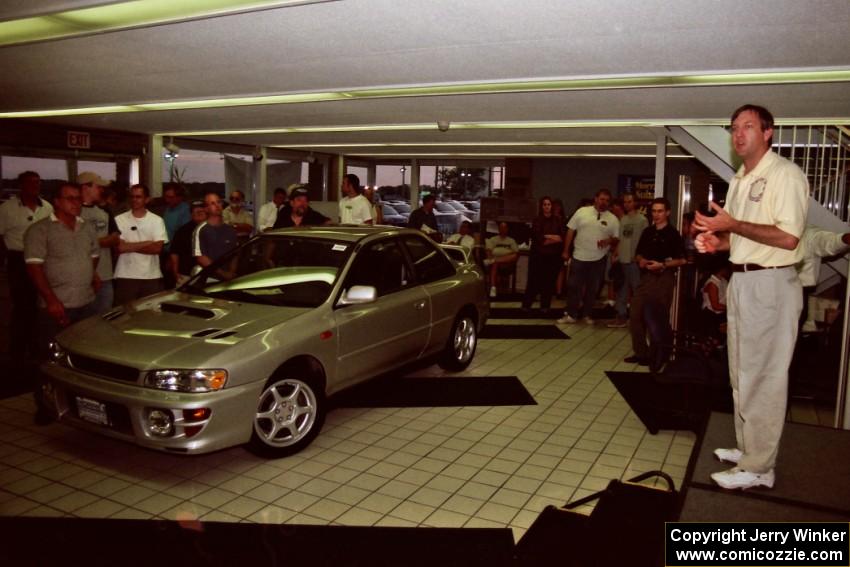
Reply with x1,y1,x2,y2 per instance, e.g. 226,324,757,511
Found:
250,377,324,456
439,313,477,371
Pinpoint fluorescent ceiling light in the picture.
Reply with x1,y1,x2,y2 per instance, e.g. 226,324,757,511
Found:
271,141,681,148
0,0,329,47
350,153,695,159
161,118,850,138
3,70,850,119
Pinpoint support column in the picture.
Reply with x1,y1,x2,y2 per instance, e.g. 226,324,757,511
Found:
332,155,346,202
252,146,267,230
366,163,377,189
654,133,666,199
409,159,419,208
146,134,163,196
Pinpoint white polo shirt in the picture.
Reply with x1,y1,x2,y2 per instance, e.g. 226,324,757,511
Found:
725,151,808,267
339,194,373,225
0,196,53,251
114,210,168,279
567,205,620,262
258,201,282,231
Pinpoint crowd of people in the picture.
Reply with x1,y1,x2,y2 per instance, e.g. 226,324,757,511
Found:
0,174,341,420
2,104,847,494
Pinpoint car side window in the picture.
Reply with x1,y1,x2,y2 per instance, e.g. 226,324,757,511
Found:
402,235,456,284
344,239,408,296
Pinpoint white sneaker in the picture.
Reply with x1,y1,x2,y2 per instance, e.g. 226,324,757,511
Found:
713,447,742,464
582,317,594,325
489,286,497,298
556,314,578,324
710,467,775,490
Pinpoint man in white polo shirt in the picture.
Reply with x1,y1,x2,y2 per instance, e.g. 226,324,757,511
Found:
114,184,168,305
695,104,809,491
558,189,620,324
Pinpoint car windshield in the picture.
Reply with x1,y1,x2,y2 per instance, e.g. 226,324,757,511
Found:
434,202,456,213
183,234,352,307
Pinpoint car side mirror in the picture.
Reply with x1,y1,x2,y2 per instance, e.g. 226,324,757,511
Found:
338,285,377,306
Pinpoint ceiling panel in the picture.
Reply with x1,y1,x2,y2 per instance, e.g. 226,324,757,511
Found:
1,0,849,158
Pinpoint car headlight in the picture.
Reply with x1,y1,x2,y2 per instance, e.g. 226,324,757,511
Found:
48,341,67,364
144,369,228,393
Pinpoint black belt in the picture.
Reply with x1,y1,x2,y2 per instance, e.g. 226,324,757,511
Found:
730,263,793,273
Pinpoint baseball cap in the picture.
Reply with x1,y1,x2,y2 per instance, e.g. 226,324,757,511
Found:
289,185,309,199
77,171,109,186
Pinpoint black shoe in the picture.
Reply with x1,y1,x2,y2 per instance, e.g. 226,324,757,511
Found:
624,355,649,366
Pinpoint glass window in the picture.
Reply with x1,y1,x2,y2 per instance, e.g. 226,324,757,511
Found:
186,235,351,308
78,161,116,183
402,235,456,284
344,239,409,296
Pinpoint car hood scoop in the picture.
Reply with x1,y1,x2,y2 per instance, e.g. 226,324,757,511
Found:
160,302,217,319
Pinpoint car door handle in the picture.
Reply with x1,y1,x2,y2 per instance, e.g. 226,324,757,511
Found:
414,300,426,310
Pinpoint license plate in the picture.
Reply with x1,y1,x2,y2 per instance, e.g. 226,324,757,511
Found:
76,396,109,426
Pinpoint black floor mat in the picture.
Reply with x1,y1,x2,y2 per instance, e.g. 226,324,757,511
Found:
488,308,562,320
331,375,536,408
480,324,569,340
0,359,38,399
0,517,516,567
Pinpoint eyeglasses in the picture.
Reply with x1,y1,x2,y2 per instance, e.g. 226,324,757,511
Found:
230,197,242,202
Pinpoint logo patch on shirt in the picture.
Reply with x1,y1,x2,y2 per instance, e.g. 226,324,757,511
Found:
749,177,767,203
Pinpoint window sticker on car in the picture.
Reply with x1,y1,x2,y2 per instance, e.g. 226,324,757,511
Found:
332,244,347,252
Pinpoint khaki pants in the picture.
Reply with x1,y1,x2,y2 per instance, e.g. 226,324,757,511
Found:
727,267,801,473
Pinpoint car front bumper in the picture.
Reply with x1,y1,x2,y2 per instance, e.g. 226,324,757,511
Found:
41,362,261,455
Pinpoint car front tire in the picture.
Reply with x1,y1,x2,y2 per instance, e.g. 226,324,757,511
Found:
248,376,325,458
439,312,477,371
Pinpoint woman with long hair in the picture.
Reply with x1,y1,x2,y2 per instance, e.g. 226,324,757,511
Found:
522,196,566,313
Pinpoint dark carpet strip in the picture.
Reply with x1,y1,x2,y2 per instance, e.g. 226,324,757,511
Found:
690,412,850,516
0,359,37,399
480,325,569,340
488,308,562,320
331,375,537,408
0,517,516,567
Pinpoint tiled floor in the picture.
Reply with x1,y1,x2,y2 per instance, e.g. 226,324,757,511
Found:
0,301,695,542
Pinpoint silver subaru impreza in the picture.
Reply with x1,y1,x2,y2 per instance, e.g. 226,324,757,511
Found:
42,226,488,457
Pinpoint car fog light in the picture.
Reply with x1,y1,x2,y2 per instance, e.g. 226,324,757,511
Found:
146,409,174,437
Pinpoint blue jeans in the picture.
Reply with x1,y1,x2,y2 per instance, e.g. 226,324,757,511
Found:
614,262,641,319
91,280,114,315
566,257,607,319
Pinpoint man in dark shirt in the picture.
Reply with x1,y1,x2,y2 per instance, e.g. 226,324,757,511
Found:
170,200,206,285
273,186,330,228
193,192,238,270
624,197,686,370
407,194,440,241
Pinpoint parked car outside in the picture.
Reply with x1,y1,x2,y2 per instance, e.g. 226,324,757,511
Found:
445,200,480,223
41,227,488,457
381,203,407,226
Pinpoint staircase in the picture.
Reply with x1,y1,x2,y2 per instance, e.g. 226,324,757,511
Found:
775,125,850,291
667,123,850,292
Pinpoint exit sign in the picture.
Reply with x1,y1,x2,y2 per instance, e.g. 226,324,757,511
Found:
67,131,90,149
